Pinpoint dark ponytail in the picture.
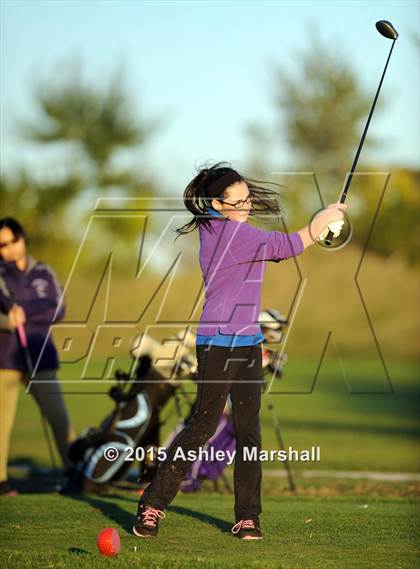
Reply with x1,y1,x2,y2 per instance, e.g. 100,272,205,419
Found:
174,161,285,241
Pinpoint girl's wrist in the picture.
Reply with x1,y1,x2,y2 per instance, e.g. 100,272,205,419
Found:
298,213,333,248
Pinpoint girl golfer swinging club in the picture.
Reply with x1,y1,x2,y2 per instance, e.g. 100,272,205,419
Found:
133,162,347,540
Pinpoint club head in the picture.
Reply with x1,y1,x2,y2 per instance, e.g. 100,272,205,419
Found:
375,20,399,40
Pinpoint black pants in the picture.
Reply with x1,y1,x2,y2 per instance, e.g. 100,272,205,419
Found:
139,343,264,521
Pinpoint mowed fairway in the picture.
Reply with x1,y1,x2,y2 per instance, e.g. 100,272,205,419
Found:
1,357,419,568
1,494,419,569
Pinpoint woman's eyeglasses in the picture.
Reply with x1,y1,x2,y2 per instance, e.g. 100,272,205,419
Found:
217,195,252,209
0,236,21,249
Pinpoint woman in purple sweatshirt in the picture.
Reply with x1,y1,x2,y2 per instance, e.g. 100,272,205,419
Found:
0,217,75,496
133,163,347,539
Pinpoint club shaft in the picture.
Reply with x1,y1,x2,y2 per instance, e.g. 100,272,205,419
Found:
339,38,396,204
325,38,397,245
23,349,34,375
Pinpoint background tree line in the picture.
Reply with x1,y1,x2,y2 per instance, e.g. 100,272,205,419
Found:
1,36,418,274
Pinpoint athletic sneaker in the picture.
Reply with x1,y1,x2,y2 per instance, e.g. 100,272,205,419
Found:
0,481,19,496
132,503,166,538
231,518,262,540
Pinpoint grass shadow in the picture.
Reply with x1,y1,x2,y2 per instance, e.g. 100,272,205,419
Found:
8,457,63,493
167,504,231,533
63,493,231,536
63,493,135,534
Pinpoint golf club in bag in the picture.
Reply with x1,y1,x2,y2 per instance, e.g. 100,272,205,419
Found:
61,308,295,494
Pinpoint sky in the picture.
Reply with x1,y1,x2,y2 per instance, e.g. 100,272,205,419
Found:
1,0,419,194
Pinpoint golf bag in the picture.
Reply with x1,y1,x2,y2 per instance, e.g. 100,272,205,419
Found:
61,308,288,494
62,354,179,493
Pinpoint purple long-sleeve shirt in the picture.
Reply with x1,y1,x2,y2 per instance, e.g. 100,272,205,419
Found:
0,255,65,371
196,216,304,336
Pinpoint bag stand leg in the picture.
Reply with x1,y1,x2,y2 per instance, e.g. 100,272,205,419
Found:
267,402,296,492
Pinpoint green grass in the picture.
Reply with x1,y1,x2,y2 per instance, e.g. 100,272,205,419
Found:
0,494,419,569
3,358,419,567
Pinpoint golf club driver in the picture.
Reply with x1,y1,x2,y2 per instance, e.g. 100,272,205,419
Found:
324,20,399,246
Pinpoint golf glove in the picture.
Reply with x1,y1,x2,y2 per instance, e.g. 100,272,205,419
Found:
318,220,344,242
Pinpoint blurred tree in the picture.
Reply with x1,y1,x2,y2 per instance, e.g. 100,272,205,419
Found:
270,27,375,225
18,62,158,173
271,34,375,180
1,60,163,274
354,167,419,266
0,167,83,267
245,26,419,265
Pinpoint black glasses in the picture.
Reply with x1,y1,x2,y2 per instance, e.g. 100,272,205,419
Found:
0,236,21,249
217,195,252,209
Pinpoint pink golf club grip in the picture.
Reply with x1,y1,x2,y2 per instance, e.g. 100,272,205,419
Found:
17,324,28,348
